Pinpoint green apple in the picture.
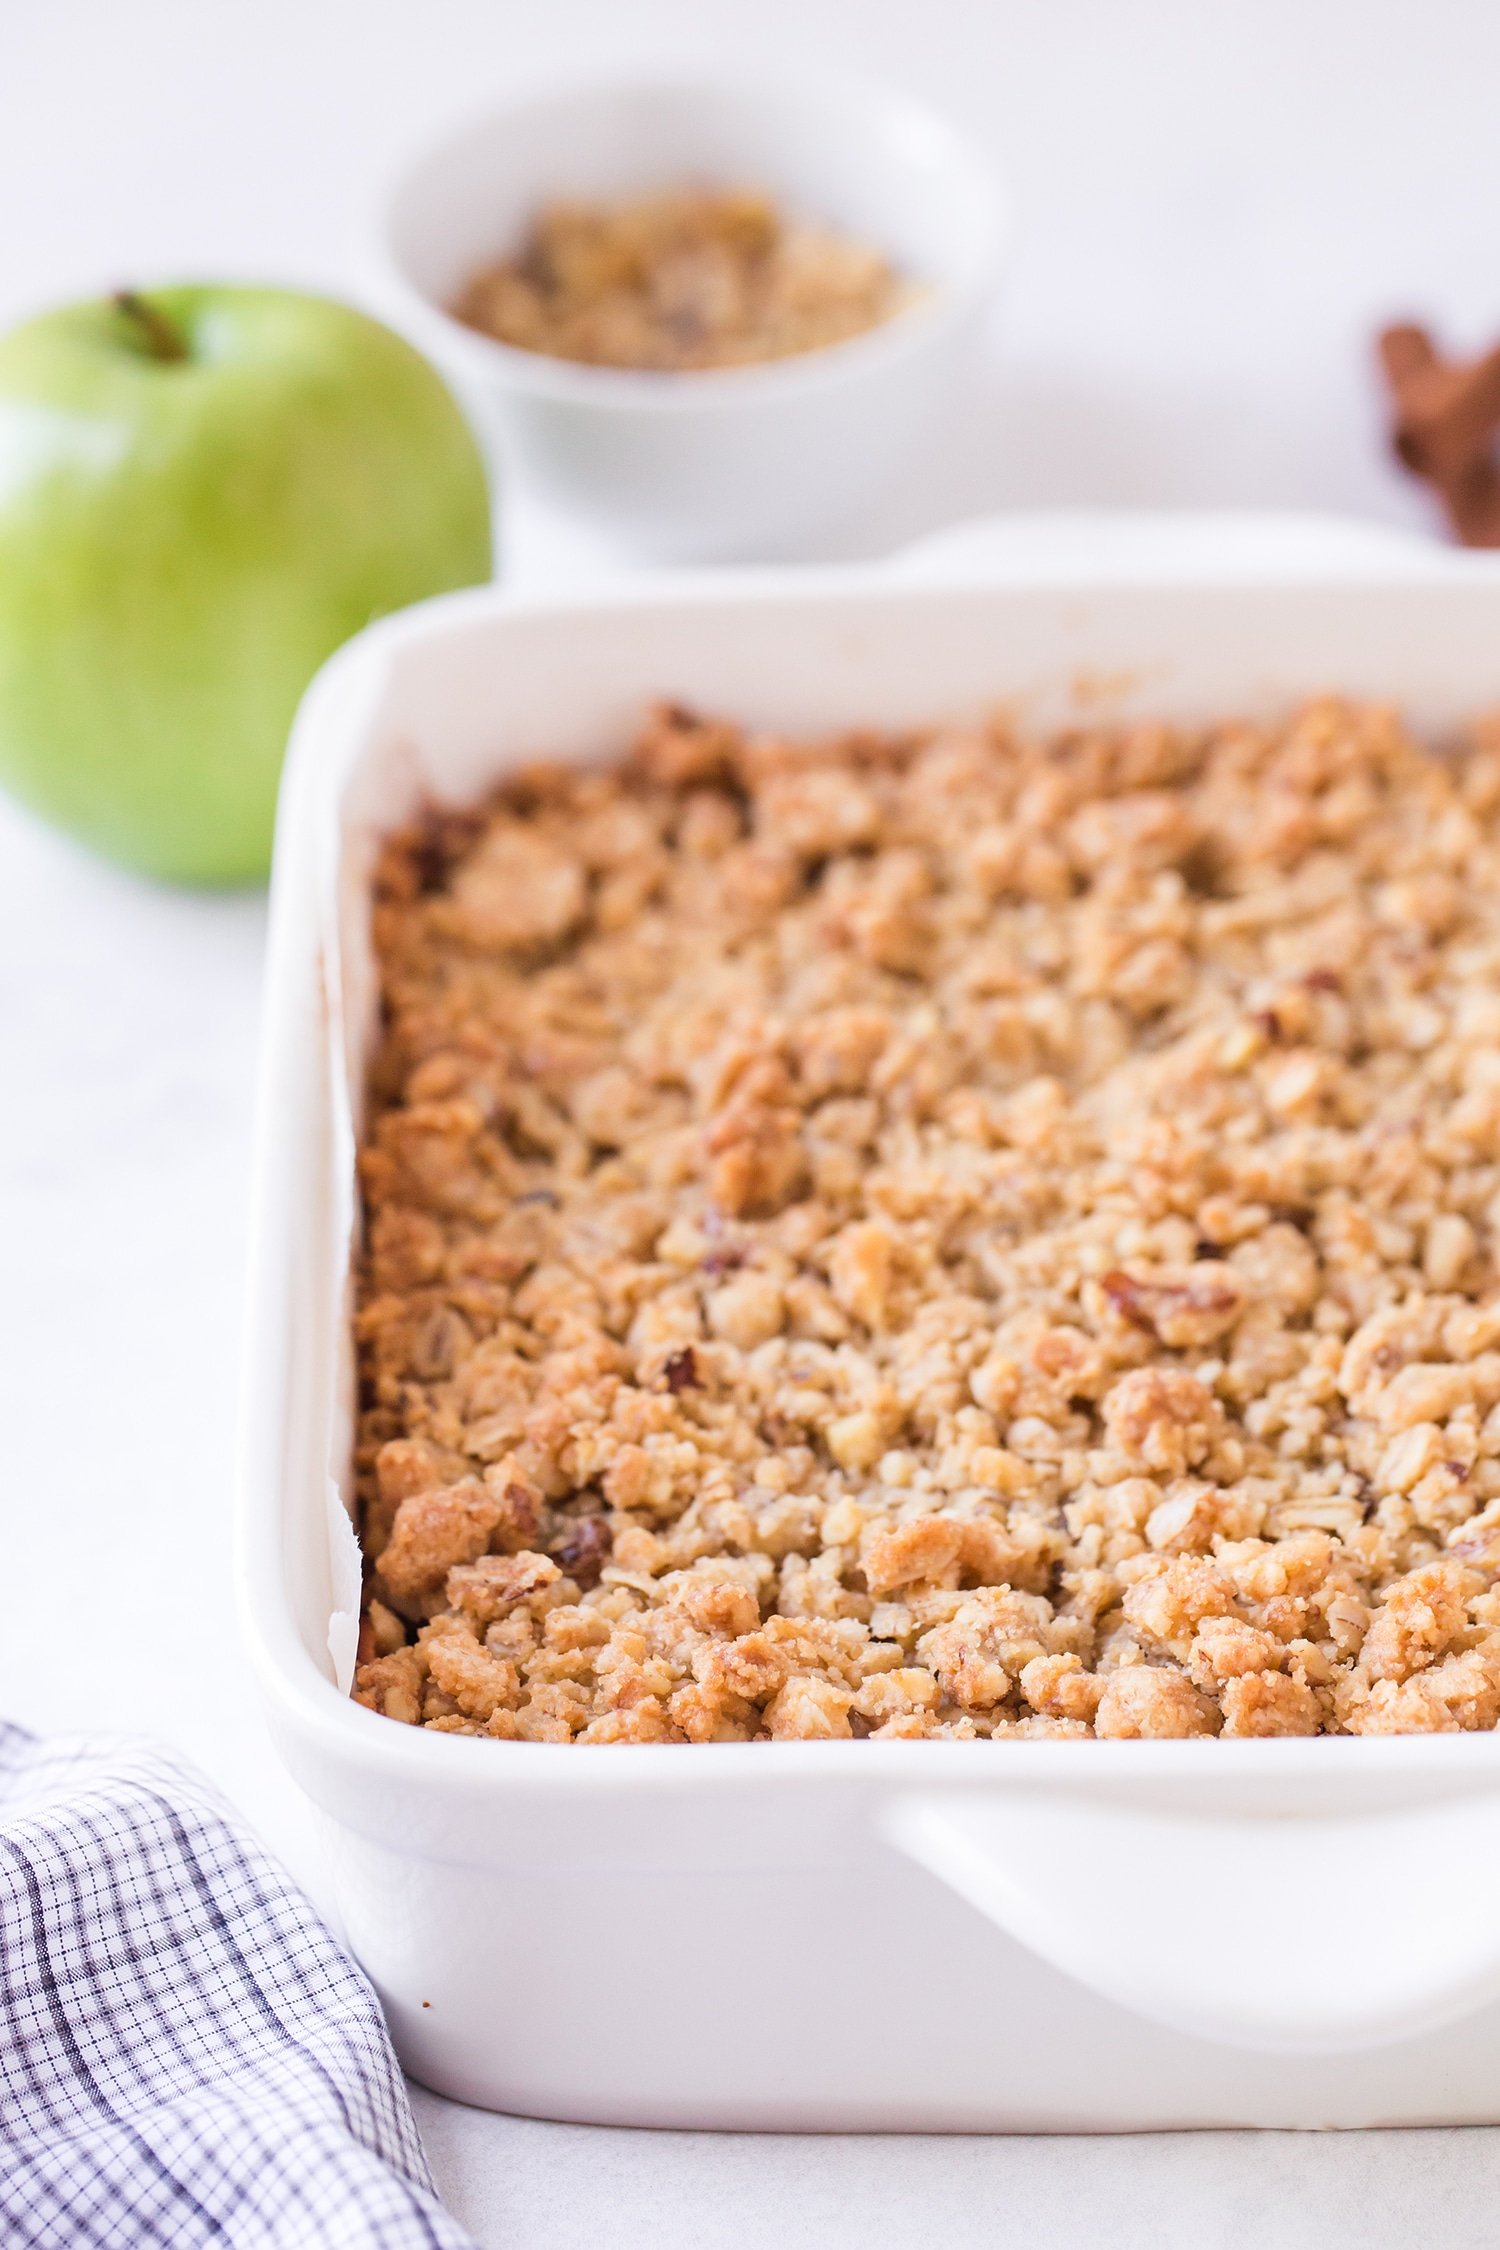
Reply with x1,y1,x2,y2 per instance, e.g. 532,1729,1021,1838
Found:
0,285,491,883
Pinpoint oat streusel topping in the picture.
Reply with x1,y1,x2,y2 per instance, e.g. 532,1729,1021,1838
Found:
453,187,914,372
353,696,1500,1742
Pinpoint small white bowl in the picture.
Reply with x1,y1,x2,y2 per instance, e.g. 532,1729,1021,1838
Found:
380,71,1009,561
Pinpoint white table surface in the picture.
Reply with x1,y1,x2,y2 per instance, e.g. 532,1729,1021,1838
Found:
5,2,1500,2241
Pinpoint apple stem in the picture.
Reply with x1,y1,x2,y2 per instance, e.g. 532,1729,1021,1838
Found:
113,290,188,364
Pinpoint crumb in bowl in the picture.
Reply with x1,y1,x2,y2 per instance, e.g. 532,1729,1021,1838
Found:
353,695,1500,1742
452,186,918,371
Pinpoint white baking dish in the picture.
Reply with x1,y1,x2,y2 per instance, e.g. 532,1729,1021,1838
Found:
239,510,1500,2131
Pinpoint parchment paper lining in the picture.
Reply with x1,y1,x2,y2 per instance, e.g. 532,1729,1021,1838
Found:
322,734,444,1692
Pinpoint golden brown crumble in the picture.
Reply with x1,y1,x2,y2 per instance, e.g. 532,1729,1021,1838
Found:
353,695,1500,1742
453,187,914,372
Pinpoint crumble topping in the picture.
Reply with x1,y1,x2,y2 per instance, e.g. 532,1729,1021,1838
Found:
453,187,915,372
353,696,1500,1741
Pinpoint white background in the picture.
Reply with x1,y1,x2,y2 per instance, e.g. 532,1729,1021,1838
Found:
5,1,1500,2241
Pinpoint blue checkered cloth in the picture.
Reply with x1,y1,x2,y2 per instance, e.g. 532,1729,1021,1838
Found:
0,1723,474,2247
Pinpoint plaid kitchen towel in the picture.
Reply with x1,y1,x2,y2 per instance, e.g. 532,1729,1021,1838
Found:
0,1722,475,2248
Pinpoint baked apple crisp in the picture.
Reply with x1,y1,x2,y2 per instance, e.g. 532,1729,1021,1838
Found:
353,696,1500,1741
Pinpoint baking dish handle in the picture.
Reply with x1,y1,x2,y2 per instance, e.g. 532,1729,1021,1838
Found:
882,1784,1500,2054
884,507,1481,584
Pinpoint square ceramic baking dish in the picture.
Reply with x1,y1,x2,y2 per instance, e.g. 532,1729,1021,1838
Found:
239,510,1500,2132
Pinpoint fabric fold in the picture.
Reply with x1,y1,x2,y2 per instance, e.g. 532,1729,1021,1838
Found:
0,1723,474,2249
